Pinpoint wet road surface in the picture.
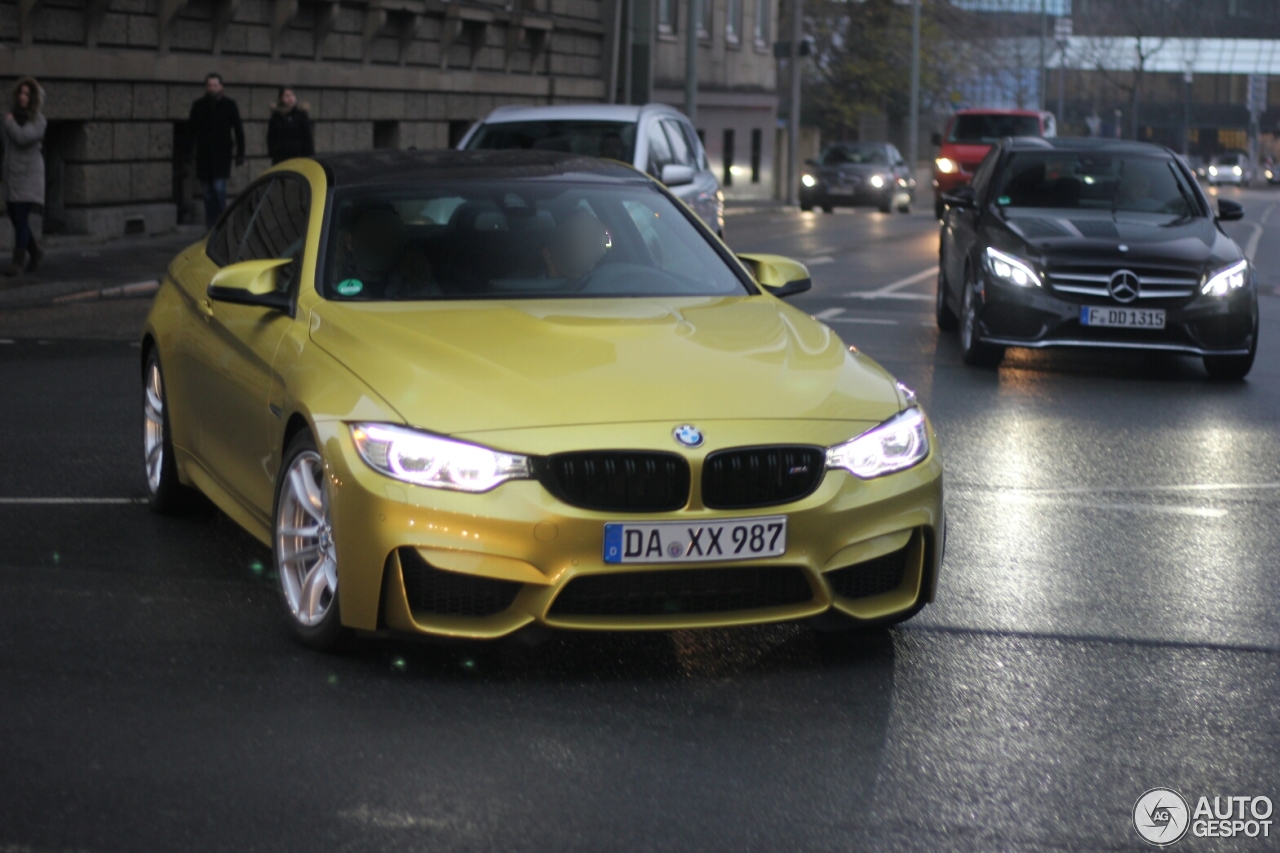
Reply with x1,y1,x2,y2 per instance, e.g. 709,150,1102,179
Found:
2,189,1279,852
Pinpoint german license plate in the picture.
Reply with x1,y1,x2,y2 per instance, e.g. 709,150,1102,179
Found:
604,517,787,564
1080,306,1166,328
828,186,856,196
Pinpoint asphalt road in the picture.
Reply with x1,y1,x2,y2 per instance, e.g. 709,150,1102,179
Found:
2,188,1279,852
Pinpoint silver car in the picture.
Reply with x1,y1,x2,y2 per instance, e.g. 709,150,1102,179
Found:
458,103,725,237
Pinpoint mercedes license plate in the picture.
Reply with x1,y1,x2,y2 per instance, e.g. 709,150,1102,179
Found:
1080,306,1166,329
604,517,787,564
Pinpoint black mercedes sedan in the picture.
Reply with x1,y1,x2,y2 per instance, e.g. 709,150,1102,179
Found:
800,142,915,214
936,137,1258,379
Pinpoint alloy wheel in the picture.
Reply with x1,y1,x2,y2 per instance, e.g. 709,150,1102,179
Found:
277,450,338,627
144,362,165,495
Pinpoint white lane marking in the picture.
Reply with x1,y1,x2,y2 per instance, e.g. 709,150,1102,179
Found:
1261,204,1276,226
0,497,145,505
951,482,1279,496
827,317,900,325
1242,222,1264,262
814,307,845,320
994,494,1228,518
845,265,939,300
806,256,835,266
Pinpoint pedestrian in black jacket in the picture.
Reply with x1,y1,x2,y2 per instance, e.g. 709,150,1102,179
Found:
188,72,244,226
267,87,314,165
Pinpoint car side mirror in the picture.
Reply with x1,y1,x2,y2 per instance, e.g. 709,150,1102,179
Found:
804,158,819,167
940,185,976,209
1217,199,1245,222
930,132,942,147
737,253,812,298
207,257,294,312
661,164,695,187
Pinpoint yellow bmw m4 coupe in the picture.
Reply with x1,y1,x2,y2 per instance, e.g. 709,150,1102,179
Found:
142,150,944,649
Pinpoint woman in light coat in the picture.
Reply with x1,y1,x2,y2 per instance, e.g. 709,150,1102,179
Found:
3,77,47,277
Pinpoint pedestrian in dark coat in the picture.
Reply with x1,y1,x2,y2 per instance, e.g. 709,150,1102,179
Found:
3,76,47,277
267,87,314,165
188,72,245,226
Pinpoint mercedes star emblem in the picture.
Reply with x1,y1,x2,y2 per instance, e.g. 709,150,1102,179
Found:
1108,269,1140,303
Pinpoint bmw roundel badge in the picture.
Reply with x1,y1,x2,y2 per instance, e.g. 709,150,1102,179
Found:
673,424,704,448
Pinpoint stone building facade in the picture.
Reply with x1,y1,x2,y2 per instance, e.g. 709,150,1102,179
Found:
0,0,609,245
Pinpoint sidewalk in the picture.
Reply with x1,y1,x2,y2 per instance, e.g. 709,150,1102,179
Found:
0,226,203,341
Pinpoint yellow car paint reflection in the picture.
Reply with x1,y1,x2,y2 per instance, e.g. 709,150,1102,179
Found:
143,151,944,647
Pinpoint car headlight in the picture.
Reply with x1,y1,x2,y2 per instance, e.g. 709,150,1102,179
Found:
1233,165,1243,176
936,157,957,174
1267,170,1274,180
1201,260,1248,296
1209,166,1218,175
869,174,886,189
984,246,1042,287
801,174,817,188
826,408,930,480
350,423,530,492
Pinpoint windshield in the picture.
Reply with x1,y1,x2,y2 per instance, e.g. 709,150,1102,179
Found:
465,120,638,163
322,182,749,301
949,114,1041,144
994,153,1202,217
820,145,887,166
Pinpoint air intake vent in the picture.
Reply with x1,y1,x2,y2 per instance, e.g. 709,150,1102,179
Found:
702,445,826,509
537,451,690,512
549,566,813,617
398,548,522,617
825,545,908,600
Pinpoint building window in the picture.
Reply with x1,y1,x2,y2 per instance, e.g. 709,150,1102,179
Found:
750,128,761,183
723,128,735,186
726,0,742,43
658,0,676,34
698,0,712,39
753,0,768,46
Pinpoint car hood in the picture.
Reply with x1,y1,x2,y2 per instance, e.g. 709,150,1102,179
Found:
819,162,889,178
308,296,903,435
998,210,1238,271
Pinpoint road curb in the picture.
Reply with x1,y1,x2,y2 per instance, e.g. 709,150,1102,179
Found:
49,280,160,305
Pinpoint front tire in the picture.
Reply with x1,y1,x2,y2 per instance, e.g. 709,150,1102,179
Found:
959,266,1004,368
274,430,347,651
143,349,196,514
935,267,959,331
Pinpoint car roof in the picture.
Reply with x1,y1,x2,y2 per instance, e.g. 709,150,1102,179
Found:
475,103,684,125
1001,137,1174,157
311,149,646,188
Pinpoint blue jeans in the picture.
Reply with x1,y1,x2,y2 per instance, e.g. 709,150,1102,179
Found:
202,179,228,226
7,202,34,251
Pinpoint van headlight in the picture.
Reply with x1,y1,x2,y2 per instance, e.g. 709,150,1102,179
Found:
936,157,957,174
350,423,530,492
826,408,930,479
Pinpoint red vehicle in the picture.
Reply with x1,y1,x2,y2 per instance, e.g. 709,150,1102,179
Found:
931,109,1056,219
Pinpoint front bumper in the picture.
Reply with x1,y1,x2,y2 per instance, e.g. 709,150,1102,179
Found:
315,419,944,639
801,183,901,208
973,273,1258,356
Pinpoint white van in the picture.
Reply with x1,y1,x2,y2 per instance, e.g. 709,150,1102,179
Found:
458,103,725,237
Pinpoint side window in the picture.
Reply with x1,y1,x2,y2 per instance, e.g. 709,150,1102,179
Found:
238,176,312,292
970,148,1000,202
206,182,269,266
662,120,694,168
888,145,905,166
647,123,674,177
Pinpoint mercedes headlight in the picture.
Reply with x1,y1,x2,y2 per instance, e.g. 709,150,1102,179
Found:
936,157,957,174
350,423,530,492
984,246,1042,287
869,174,886,189
1201,260,1248,296
826,408,930,479
801,174,817,188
